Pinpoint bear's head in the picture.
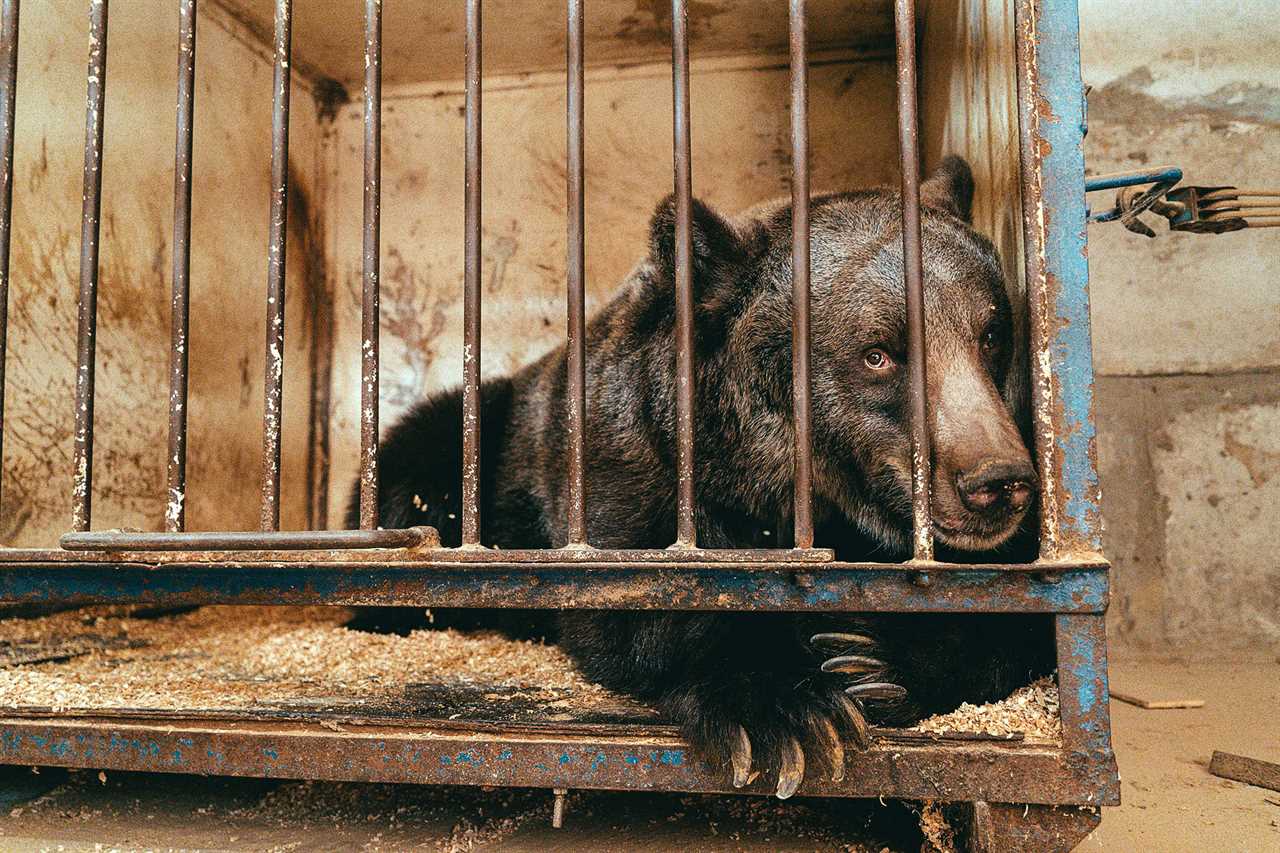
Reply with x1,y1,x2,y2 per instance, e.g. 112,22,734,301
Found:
645,156,1035,555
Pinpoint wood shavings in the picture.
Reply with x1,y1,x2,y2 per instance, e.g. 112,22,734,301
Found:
0,606,627,717
913,676,1061,743
916,801,957,853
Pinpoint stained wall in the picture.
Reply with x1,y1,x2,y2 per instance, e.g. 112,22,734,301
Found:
0,2,324,544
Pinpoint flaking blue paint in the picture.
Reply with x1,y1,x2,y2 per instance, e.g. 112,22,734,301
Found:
591,752,607,771
1037,0,1103,551
262,747,279,761
1071,634,1100,714
557,752,571,765
497,748,513,761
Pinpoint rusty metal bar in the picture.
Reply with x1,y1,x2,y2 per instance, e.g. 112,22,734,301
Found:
893,0,933,562
0,0,18,519
259,0,291,532
670,0,696,548
0,715,1114,805
1,545,1109,569
358,0,381,531
0,560,1108,613
166,0,196,533
1014,0,1102,559
565,0,587,547
789,0,813,550
1053,613,1119,801
60,526,436,552
461,0,482,547
72,0,109,533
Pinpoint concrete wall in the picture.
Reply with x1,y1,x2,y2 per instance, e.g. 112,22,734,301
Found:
0,3,324,544
1079,0,1280,659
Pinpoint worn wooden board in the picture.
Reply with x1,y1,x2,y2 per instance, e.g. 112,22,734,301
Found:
1209,751,1280,795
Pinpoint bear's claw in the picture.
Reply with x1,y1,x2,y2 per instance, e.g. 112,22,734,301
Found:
809,632,876,651
836,693,872,750
775,738,805,799
819,654,886,674
810,712,845,782
730,725,753,789
845,681,908,701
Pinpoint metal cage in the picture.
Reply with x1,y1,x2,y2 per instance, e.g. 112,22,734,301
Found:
0,0,1117,847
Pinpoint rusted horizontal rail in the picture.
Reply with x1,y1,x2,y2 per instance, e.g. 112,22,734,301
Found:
58,527,438,552
0,714,1117,805
0,561,1108,612
48,542,833,563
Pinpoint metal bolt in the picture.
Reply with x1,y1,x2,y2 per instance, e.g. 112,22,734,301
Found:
551,787,568,829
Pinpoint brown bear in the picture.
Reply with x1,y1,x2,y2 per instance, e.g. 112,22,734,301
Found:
352,156,1052,798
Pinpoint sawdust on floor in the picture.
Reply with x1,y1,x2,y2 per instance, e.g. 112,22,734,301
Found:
914,676,1061,742
0,605,620,714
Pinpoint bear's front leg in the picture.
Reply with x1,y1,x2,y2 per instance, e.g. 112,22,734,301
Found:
557,611,906,798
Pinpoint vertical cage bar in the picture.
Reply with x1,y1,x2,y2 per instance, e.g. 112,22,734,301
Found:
72,0,108,533
0,0,18,518
893,0,933,562
565,0,587,546
669,0,696,548
461,0,482,547
166,0,196,533
1014,0,1103,560
358,0,381,531
1053,613,1118,794
260,0,291,532
788,0,813,550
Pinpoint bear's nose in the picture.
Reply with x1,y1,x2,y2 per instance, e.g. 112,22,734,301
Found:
956,460,1038,515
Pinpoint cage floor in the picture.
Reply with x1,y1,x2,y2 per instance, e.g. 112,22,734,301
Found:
0,605,1060,743
0,605,658,730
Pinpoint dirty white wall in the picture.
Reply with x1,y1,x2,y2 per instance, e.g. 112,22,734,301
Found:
1079,0,1280,658
321,54,903,523
0,3,323,545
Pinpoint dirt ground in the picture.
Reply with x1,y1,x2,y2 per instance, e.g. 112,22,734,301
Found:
0,661,1274,852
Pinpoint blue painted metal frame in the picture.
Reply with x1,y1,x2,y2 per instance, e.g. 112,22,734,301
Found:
1015,0,1118,806
0,561,1108,613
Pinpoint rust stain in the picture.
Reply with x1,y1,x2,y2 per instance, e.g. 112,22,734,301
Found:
616,0,728,46
1222,427,1278,488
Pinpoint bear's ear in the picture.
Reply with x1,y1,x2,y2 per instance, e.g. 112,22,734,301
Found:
647,193,746,293
920,155,975,222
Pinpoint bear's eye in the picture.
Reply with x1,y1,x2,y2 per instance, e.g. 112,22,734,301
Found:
863,348,893,371
980,328,999,353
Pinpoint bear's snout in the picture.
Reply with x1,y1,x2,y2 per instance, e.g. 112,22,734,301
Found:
955,459,1038,516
